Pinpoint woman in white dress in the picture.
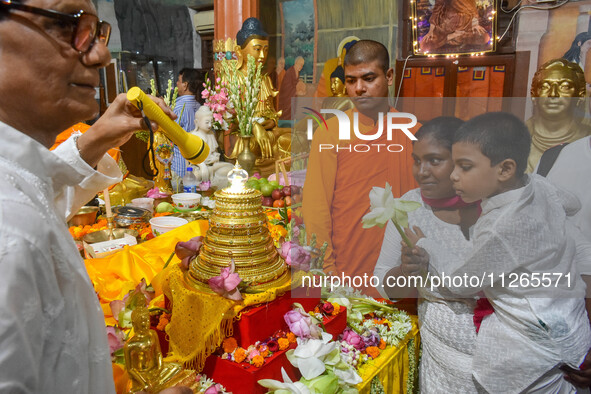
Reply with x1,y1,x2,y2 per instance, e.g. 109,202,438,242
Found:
374,116,482,393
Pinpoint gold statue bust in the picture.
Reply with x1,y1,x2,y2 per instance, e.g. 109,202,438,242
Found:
226,18,291,171
124,306,184,393
526,58,591,172
322,66,354,114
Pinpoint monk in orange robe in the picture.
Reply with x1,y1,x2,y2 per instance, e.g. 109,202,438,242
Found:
303,41,418,297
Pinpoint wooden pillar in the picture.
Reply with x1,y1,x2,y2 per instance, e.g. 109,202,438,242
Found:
214,0,259,41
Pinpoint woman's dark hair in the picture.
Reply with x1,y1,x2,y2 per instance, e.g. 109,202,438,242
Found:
414,116,464,151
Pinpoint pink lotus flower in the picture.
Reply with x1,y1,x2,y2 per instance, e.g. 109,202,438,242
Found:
146,187,170,199
109,300,125,322
204,383,224,394
279,242,311,271
106,326,126,355
342,328,365,350
174,236,203,270
284,307,321,339
208,259,242,301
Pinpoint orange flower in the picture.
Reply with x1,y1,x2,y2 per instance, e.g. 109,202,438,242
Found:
260,349,269,358
156,313,170,331
234,348,246,363
331,303,341,315
286,332,297,344
252,355,265,367
378,339,387,350
278,337,289,350
366,346,380,359
222,337,238,353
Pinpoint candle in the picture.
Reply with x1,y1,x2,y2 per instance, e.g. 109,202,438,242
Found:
103,188,112,218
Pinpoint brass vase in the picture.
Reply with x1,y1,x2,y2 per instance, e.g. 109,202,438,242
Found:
236,135,256,175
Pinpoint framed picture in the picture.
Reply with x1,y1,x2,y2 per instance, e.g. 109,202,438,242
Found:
411,0,496,56
279,0,317,83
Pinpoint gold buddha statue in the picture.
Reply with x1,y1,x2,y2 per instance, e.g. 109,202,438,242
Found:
150,128,174,194
124,306,187,393
526,58,591,172
224,18,291,172
322,66,354,114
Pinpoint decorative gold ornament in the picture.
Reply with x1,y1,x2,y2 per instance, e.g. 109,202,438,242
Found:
187,165,289,291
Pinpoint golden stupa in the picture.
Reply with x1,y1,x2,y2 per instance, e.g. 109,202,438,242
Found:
187,165,289,291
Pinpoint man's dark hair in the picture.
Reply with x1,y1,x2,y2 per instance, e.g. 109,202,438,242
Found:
344,40,389,74
179,68,203,98
454,112,531,176
415,116,464,151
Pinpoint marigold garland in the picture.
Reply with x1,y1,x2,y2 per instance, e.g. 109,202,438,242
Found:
156,313,171,331
233,348,246,363
366,346,380,359
286,332,297,344
278,337,289,350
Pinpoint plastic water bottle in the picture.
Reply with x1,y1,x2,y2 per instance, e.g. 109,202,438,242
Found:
182,167,197,193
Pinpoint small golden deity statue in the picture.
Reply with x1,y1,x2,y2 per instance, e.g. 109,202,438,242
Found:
526,58,591,172
322,66,354,115
150,129,174,194
124,306,186,393
224,18,291,173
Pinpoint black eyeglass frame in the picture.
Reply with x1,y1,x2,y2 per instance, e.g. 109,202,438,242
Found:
0,0,111,53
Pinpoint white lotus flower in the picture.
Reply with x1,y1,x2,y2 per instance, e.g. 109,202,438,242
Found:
361,182,421,247
286,332,338,380
258,367,311,394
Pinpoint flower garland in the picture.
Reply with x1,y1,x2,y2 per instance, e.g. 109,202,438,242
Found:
219,330,297,368
407,337,417,394
69,218,107,240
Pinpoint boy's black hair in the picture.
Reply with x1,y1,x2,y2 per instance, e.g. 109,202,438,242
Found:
414,116,464,151
454,112,531,176
179,68,204,98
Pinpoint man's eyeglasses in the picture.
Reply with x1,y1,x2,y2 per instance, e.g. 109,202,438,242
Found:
0,0,111,53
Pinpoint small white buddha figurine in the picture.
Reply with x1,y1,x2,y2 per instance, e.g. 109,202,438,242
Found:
191,106,233,188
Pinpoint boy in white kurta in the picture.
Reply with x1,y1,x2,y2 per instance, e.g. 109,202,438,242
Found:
410,112,591,393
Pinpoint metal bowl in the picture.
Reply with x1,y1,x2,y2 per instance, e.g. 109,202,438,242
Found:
113,206,151,228
83,228,138,244
69,206,99,226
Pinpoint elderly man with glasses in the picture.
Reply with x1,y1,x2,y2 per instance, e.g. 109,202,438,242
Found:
0,1,190,393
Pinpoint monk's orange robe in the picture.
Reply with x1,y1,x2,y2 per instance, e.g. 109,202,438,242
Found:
303,108,418,297
51,122,120,162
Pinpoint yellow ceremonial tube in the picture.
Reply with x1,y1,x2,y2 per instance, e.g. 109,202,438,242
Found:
126,87,209,165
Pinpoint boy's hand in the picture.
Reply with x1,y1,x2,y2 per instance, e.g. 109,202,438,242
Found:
562,347,591,388
404,226,425,246
400,245,429,277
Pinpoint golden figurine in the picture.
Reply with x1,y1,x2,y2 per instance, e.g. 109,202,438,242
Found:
322,66,354,114
526,58,591,172
150,128,174,194
222,18,291,174
124,306,187,393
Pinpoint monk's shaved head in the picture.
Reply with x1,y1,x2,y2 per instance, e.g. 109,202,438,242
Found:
344,40,389,74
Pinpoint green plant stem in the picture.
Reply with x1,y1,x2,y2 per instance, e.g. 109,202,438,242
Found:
163,252,175,269
392,219,414,248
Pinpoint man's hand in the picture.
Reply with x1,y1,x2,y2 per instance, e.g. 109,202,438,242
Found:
77,93,175,168
562,348,591,388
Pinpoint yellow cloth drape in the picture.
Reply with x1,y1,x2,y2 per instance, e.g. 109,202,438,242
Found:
163,264,291,372
84,220,209,325
357,316,420,394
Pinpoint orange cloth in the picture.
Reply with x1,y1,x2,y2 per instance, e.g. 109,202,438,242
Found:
302,108,418,297
51,122,120,162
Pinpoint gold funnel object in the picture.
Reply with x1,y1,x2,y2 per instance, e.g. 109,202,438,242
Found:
187,165,289,291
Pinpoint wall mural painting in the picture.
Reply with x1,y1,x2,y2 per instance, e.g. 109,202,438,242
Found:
412,0,496,56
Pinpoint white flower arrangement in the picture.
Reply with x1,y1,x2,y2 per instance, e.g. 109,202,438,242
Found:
221,55,262,137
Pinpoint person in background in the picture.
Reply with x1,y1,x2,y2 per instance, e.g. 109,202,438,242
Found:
278,56,305,121
302,40,417,297
0,0,189,392
171,68,202,179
